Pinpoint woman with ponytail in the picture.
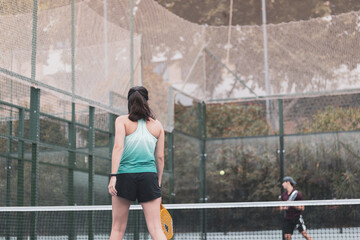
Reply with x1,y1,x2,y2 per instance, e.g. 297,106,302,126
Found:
108,86,166,240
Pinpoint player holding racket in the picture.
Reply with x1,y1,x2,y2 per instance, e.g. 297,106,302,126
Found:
108,86,167,240
280,176,313,240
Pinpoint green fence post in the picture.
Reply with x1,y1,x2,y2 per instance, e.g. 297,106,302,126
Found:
6,120,12,207
278,99,285,191
68,103,76,240
17,108,25,240
5,120,12,240
88,106,95,240
109,113,116,204
30,0,39,237
167,87,174,204
198,102,207,240
279,99,285,240
69,0,76,236
167,131,174,204
109,113,115,165
30,87,40,240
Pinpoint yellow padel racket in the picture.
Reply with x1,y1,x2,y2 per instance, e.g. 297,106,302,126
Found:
160,204,174,239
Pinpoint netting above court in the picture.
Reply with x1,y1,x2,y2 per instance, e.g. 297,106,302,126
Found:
1,0,360,130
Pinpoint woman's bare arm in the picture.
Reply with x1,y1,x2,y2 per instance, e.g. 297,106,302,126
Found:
154,121,165,187
108,116,126,196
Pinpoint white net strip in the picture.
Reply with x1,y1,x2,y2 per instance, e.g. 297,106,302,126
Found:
1,199,360,212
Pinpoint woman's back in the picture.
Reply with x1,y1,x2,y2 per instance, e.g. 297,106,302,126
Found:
123,116,162,139
116,116,162,174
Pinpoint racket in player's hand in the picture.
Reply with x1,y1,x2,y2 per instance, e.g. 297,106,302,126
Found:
160,204,174,239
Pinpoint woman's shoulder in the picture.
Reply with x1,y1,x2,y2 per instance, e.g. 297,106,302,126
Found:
116,115,130,123
149,118,163,128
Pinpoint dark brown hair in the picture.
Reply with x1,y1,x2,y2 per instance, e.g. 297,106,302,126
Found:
127,86,155,121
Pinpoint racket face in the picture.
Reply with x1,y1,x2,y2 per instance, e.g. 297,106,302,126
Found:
160,204,174,239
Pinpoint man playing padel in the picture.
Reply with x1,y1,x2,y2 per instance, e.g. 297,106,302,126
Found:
281,176,313,240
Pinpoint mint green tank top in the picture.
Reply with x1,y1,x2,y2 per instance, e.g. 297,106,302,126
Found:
117,119,158,173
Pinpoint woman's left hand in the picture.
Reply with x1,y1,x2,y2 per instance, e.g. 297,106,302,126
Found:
108,176,117,196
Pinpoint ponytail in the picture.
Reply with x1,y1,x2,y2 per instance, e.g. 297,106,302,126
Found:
127,86,155,121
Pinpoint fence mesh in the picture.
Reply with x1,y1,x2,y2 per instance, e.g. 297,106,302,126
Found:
1,0,360,130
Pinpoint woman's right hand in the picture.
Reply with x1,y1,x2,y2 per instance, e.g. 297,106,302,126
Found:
108,176,117,196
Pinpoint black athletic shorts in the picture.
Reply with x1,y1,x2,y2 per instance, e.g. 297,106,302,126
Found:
283,215,307,234
115,172,161,203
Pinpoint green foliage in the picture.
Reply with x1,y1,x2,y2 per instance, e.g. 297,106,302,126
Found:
287,106,360,199
206,103,270,138
174,101,199,136
173,102,360,205
173,100,277,203
172,133,200,203
174,101,270,138
206,142,279,202
301,106,360,133
38,164,68,205
285,133,360,200
0,123,7,152
39,119,68,147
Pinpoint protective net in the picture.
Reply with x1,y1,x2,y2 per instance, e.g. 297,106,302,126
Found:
1,0,360,130
1,199,360,240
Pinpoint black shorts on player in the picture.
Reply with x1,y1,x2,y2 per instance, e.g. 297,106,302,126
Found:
115,172,161,203
283,215,307,235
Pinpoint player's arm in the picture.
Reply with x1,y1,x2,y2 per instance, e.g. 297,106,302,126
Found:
108,116,126,196
154,120,165,187
279,195,288,210
280,206,288,210
295,205,304,211
111,116,126,174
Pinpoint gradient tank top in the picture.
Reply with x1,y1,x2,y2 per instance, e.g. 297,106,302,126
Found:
117,119,158,173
